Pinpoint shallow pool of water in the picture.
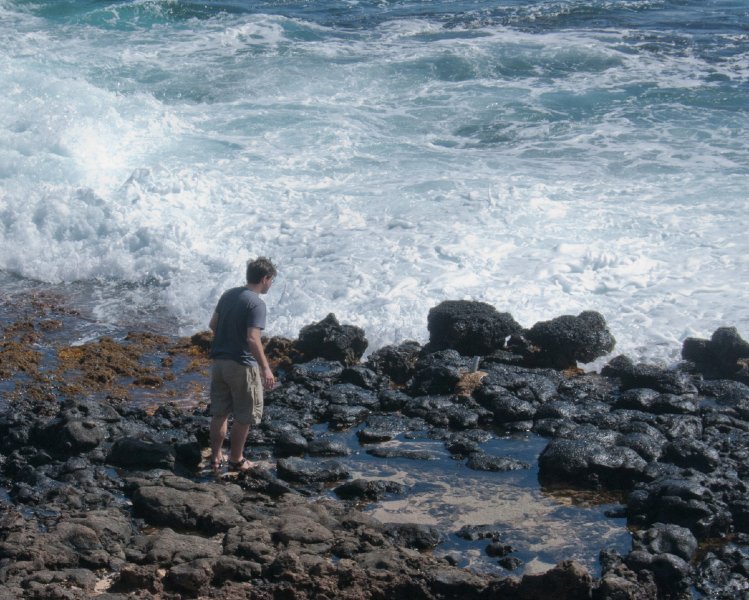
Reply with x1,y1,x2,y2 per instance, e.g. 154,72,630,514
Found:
313,425,631,577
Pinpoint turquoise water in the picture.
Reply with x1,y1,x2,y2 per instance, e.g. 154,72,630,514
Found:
0,0,747,364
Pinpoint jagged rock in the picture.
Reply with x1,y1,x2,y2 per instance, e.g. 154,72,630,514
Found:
626,551,692,596
446,430,494,458
222,522,275,565
602,356,697,395
297,313,368,366
662,438,720,473
276,457,350,484
427,300,522,356
136,528,223,566
366,446,441,461
513,560,594,600
538,438,648,490
37,418,105,456
594,565,658,600
365,341,422,384
325,404,370,431
485,542,513,557
212,555,261,583
409,350,465,395
498,556,524,571
627,477,732,538
165,558,214,596
378,389,410,411
525,311,615,369
340,365,383,390
20,568,99,599
632,523,698,562
385,523,442,550
107,437,176,471
323,383,380,409
426,565,489,598
126,475,245,535
273,429,309,458
683,326,749,380
357,428,396,443
466,451,530,472
456,525,503,541
334,479,405,501
306,437,351,457
618,431,666,462
474,387,537,424
111,564,164,594
288,358,344,389
0,508,132,571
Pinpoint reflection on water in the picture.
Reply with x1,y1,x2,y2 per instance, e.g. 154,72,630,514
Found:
329,429,631,577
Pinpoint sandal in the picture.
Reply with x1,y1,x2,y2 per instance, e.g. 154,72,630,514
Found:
227,457,253,473
210,455,226,471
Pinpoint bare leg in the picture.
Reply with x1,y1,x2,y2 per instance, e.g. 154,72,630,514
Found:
229,422,251,464
210,415,229,465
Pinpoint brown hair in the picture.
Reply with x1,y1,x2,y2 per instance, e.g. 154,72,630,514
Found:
246,256,277,284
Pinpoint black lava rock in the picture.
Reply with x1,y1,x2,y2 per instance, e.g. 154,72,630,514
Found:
297,313,368,366
427,300,522,356
526,311,616,369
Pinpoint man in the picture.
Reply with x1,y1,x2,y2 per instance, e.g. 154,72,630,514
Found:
208,257,277,472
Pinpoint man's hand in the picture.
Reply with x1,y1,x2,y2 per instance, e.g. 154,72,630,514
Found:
261,366,276,390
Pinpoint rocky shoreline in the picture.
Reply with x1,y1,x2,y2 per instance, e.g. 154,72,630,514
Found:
1,292,749,599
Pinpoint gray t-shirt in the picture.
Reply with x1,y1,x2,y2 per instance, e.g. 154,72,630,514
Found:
210,287,267,366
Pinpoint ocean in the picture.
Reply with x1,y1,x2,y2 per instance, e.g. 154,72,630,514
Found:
1,0,747,365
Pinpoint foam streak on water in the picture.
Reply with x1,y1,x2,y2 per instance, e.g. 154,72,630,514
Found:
0,0,747,363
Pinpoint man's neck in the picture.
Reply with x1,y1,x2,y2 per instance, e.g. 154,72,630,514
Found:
246,282,263,294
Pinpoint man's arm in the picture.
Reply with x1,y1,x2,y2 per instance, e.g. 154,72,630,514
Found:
247,327,275,389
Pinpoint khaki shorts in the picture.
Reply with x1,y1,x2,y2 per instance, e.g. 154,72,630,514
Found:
209,360,264,426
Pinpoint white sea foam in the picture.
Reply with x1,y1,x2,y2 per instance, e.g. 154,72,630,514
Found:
1,2,747,365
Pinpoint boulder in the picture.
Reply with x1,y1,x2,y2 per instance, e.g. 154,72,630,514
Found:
602,356,697,395
334,479,405,501
288,358,344,388
594,566,659,600
306,437,351,457
365,341,422,384
297,313,368,366
538,438,648,490
526,311,616,369
627,477,732,538
276,457,350,484
138,528,222,566
107,437,176,471
409,349,470,396
273,429,309,458
662,438,720,473
385,523,442,550
513,560,593,600
340,365,383,390
165,558,214,596
682,327,749,380
466,451,530,472
36,418,105,456
126,475,245,535
632,523,698,562
427,300,522,356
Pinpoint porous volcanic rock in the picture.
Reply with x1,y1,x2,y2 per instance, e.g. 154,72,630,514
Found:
524,310,616,369
427,300,522,356
297,313,368,366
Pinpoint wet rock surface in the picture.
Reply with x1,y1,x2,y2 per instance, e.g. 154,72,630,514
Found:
1,292,748,598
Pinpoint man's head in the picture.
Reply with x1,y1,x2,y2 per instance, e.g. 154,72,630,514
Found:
246,256,277,293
